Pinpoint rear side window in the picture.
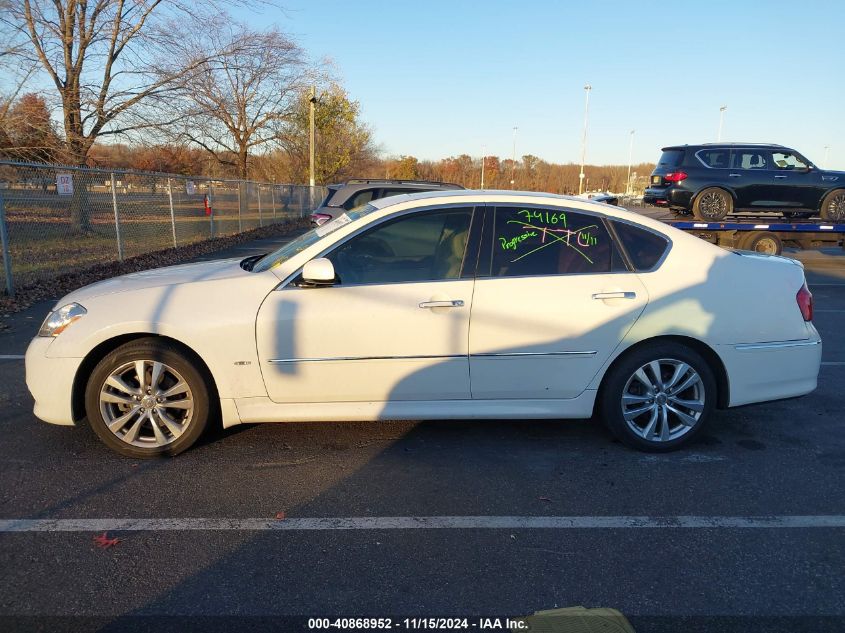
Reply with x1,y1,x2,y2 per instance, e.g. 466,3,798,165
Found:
613,221,670,271
696,149,731,169
657,150,684,167
485,207,617,277
344,189,376,210
732,151,770,170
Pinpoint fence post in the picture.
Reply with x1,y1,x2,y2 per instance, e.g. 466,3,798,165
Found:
167,178,177,248
237,183,243,232
257,184,263,227
208,182,215,238
110,173,124,261
271,184,276,220
0,190,14,298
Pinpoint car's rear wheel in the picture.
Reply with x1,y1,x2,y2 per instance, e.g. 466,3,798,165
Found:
738,230,783,255
85,339,210,458
692,187,732,221
820,189,845,222
600,343,716,452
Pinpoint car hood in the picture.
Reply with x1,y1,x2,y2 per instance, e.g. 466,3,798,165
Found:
58,258,249,306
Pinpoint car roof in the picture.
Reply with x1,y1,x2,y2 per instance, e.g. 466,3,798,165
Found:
325,180,464,206
661,143,790,151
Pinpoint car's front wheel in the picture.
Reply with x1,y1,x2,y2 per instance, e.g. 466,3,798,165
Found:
85,339,211,458
600,343,716,452
692,187,732,221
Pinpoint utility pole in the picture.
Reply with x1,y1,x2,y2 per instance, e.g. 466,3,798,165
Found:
717,105,727,142
626,129,635,196
309,86,317,195
510,127,518,188
579,84,591,195
823,145,831,169
480,145,486,189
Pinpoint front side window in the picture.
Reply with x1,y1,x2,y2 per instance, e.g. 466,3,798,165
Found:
327,207,474,285
772,151,809,170
485,207,617,277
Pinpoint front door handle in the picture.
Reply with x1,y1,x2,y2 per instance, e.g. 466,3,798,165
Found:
729,173,741,178
774,175,788,179
592,291,637,300
419,299,465,309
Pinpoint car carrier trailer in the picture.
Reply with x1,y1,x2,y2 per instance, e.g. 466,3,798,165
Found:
648,213,845,256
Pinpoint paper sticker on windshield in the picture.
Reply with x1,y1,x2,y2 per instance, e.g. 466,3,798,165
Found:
315,213,353,237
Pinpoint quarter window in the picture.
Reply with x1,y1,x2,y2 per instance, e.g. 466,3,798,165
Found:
612,221,670,271
696,149,731,169
327,208,474,285
485,207,617,277
344,189,376,210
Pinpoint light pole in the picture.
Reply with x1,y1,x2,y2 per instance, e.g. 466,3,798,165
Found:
309,86,317,195
510,127,518,188
578,84,591,195
717,105,727,142
626,129,635,196
480,145,486,189
823,145,831,169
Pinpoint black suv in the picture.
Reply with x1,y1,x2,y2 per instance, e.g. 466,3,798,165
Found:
643,143,845,222
309,179,464,226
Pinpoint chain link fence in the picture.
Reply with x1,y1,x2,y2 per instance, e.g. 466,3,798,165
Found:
0,160,326,296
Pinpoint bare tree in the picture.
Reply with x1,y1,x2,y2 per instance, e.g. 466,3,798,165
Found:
175,22,308,180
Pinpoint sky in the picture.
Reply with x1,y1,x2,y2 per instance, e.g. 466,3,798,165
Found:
215,2,831,169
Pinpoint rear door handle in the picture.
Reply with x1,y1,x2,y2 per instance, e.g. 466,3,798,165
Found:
774,175,788,179
419,300,464,309
729,173,741,178
592,292,637,300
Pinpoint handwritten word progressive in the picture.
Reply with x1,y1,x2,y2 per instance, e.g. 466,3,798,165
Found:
499,231,537,250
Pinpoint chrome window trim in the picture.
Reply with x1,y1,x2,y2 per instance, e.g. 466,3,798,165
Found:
734,340,821,351
268,351,598,364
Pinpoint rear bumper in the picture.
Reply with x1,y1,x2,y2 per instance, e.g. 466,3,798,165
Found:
719,333,822,407
644,186,694,209
25,337,82,426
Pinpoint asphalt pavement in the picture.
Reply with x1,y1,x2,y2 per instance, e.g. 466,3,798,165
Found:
0,226,843,633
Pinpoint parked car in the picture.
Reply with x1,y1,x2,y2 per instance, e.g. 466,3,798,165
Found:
643,143,845,222
576,191,620,206
27,190,821,457
309,179,464,226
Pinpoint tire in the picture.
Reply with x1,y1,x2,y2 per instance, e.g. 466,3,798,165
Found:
739,231,782,255
782,211,813,220
85,338,211,458
820,189,845,222
599,343,716,452
692,187,732,221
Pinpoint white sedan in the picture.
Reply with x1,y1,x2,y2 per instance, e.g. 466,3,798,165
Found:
25,191,822,457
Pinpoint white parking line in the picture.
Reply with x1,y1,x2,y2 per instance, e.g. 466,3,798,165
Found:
1,515,844,532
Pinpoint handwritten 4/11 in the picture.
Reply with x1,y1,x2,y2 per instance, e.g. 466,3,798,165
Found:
501,220,599,265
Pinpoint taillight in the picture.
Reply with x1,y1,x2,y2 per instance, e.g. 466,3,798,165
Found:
796,282,813,321
664,171,688,183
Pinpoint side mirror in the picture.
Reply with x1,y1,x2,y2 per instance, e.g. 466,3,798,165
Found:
301,257,335,286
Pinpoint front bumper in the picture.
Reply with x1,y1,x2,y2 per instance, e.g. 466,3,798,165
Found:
25,337,83,426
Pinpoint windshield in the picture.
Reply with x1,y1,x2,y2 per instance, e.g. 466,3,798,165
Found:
251,204,377,272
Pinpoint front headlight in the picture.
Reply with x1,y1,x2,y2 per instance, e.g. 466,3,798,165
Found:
37,303,87,337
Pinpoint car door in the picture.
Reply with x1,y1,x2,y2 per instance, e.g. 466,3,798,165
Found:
255,206,480,403
468,205,648,400
769,150,820,209
728,149,776,208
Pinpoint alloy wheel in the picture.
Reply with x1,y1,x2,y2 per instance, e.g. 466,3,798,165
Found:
698,191,727,219
828,193,845,222
621,359,705,443
99,360,194,448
